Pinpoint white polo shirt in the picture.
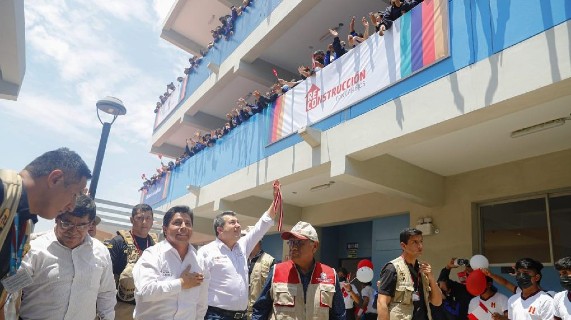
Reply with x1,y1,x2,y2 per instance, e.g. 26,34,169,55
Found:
508,290,554,320
133,240,208,320
198,212,274,311
554,290,570,320
468,291,509,320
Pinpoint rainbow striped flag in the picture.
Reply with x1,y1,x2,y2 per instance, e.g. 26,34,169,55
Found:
270,94,287,142
400,0,449,77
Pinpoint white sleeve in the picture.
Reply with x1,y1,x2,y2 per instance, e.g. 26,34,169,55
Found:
17,248,36,281
195,255,210,320
507,296,514,320
96,249,117,320
133,248,182,302
244,212,275,256
500,294,509,313
361,286,372,298
538,297,555,320
351,284,359,294
553,293,561,318
468,297,478,314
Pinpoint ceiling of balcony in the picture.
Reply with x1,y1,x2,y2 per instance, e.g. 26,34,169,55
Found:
0,0,25,100
258,0,391,75
164,0,390,62
389,89,571,176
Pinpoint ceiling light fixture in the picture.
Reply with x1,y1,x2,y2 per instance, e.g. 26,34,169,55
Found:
310,181,335,192
510,114,570,138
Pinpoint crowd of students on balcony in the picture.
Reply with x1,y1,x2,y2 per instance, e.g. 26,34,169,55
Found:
204,0,252,53
153,0,252,115
141,0,424,191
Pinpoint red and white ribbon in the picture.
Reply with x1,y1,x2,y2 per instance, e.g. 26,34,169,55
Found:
273,181,284,231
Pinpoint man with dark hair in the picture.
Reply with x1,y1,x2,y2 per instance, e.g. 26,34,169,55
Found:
467,276,509,320
18,195,116,320
198,182,279,320
377,227,442,320
107,203,158,319
133,205,208,320
337,267,361,320
553,257,570,320
507,258,554,320
436,258,474,320
0,148,91,317
89,215,102,238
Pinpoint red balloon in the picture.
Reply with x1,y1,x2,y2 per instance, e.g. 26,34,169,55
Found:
465,269,487,296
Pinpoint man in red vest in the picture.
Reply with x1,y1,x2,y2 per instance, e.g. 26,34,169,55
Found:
251,221,345,320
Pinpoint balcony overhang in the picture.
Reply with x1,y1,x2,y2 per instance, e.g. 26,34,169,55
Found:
161,0,234,56
0,0,26,100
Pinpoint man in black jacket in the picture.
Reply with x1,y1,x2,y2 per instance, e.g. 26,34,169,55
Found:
435,258,474,320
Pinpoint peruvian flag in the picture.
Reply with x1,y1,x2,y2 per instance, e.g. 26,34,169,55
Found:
468,301,490,320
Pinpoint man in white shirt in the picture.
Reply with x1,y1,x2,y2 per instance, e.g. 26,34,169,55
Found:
18,194,116,320
361,281,378,320
507,258,554,320
554,257,571,320
133,205,207,320
468,276,508,320
198,182,279,320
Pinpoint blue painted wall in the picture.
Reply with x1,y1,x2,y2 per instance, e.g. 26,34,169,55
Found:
372,214,410,283
320,221,373,268
263,233,283,263
152,0,571,208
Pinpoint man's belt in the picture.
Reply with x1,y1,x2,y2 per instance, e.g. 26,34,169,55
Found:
208,306,247,319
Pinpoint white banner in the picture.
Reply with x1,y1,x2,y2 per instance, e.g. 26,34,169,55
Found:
269,0,449,142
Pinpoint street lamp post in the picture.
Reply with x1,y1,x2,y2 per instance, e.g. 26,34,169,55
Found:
88,96,126,199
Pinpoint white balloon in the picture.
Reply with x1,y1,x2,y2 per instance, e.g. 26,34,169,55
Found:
356,267,374,283
470,254,489,269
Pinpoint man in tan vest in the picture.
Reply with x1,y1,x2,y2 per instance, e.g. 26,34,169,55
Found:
0,148,91,320
241,226,275,320
377,227,442,320
251,221,346,320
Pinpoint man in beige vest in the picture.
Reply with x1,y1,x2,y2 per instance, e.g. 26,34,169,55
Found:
377,227,442,320
241,226,275,320
0,148,91,320
251,221,346,320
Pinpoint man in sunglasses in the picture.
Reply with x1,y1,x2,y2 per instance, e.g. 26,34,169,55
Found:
252,221,346,320
17,194,116,320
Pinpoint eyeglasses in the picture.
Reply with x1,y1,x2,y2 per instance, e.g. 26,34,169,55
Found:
57,220,91,231
287,239,310,248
